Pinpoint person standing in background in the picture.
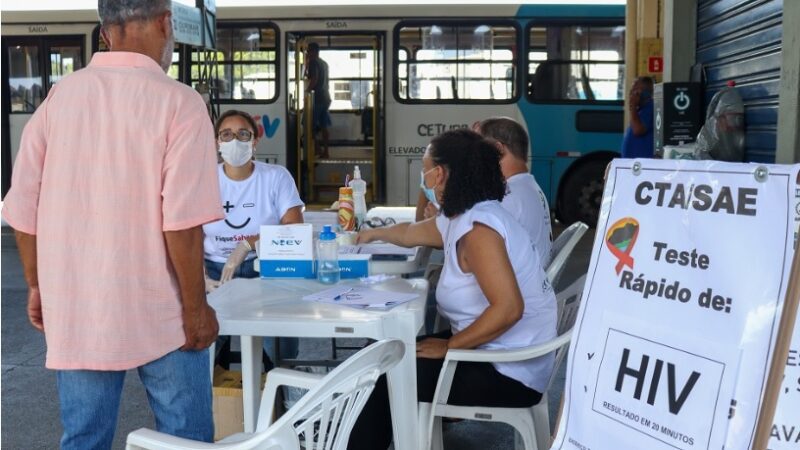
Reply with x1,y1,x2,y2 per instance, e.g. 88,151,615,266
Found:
304,42,332,159
475,117,552,266
2,0,223,447
416,117,552,266
203,109,304,369
621,76,655,159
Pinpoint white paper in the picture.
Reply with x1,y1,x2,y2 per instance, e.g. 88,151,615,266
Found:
337,243,416,256
768,178,800,450
338,245,362,255
769,311,800,449
551,160,799,450
358,242,416,256
302,285,417,309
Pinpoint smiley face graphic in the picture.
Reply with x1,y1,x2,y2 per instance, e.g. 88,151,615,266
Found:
223,201,255,229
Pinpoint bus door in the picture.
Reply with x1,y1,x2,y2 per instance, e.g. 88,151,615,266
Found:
2,35,84,196
287,32,383,206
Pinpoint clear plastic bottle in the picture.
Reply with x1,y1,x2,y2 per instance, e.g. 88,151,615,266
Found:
349,165,368,230
316,225,340,284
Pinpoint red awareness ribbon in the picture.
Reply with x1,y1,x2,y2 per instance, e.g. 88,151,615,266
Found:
606,227,638,275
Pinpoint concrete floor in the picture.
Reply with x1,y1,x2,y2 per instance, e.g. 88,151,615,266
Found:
1,225,595,449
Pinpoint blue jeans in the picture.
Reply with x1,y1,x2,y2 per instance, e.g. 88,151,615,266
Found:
57,348,213,450
205,259,299,363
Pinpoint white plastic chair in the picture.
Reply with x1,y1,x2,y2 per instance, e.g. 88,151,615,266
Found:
126,339,405,450
546,222,588,287
418,275,587,450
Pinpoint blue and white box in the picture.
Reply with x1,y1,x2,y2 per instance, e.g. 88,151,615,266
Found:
259,224,314,278
338,254,370,279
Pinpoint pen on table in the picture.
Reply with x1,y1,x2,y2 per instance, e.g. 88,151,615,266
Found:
333,288,353,301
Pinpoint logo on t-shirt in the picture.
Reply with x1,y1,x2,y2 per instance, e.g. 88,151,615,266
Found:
223,200,255,229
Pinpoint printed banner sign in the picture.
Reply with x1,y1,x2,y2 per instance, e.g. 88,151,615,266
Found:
259,224,314,278
769,178,800,450
769,323,800,449
551,159,799,450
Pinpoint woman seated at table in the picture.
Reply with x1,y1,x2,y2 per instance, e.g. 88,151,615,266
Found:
349,128,557,450
203,109,305,366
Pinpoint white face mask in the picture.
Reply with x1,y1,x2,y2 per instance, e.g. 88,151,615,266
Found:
219,140,253,167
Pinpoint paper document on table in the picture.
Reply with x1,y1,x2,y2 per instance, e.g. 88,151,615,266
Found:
302,285,417,309
358,242,416,256
338,245,362,255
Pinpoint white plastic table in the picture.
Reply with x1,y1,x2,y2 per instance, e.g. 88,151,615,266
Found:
262,209,429,276
207,277,428,450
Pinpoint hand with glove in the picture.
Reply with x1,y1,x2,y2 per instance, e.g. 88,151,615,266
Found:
220,240,253,284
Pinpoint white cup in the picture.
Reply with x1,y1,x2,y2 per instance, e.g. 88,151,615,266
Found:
336,231,358,246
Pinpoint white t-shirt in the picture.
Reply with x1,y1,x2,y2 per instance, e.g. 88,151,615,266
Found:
502,173,552,266
435,201,557,392
203,161,304,263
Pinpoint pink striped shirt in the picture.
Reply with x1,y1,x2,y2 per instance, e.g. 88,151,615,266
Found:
2,52,224,370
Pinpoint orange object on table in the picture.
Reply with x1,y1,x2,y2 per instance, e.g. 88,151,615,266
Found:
338,187,355,231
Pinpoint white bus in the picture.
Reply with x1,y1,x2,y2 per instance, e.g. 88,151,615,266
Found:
2,3,625,224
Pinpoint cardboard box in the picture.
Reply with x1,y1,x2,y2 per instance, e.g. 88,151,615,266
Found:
212,366,266,441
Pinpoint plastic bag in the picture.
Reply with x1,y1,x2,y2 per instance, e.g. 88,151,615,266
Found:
663,143,697,160
694,81,745,161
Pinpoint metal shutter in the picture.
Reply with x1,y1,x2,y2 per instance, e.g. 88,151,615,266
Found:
696,0,783,162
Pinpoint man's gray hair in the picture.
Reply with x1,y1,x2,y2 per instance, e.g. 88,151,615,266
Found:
478,116,530,162
98,0,171,26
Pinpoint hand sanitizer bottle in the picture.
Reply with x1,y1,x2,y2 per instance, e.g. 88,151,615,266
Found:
349,166,368,230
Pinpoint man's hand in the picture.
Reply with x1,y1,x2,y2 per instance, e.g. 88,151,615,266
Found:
628,86,641,112
181,303,219,351
416,338,449,359
356,228,381,244
27,286,44,332
205,275,221,294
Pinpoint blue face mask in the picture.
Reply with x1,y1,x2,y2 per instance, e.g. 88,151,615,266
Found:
420,169,440,211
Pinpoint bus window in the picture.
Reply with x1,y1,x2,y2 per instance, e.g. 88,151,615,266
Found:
527,24,624,102
48,43,83,86
318,36,377,111
397,48,408,98
396,22,517,103
8,43,42,113
7,37,85,113
193,24,278,102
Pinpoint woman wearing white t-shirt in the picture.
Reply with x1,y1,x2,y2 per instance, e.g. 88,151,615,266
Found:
350,129,557,450
203,110,304,365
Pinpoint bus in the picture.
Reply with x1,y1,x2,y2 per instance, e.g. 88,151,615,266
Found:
1,2,625,225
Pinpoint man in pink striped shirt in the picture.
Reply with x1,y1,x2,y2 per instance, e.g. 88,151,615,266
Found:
2,1,224,447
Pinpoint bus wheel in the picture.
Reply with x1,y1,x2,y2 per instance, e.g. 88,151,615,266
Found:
556,159,606,227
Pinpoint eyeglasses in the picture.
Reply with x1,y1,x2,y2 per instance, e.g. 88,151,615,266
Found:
362,217,397,229
218,129,254,142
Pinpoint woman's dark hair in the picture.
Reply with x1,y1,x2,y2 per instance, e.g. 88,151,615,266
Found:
429,128,506,218
214,109,259,138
